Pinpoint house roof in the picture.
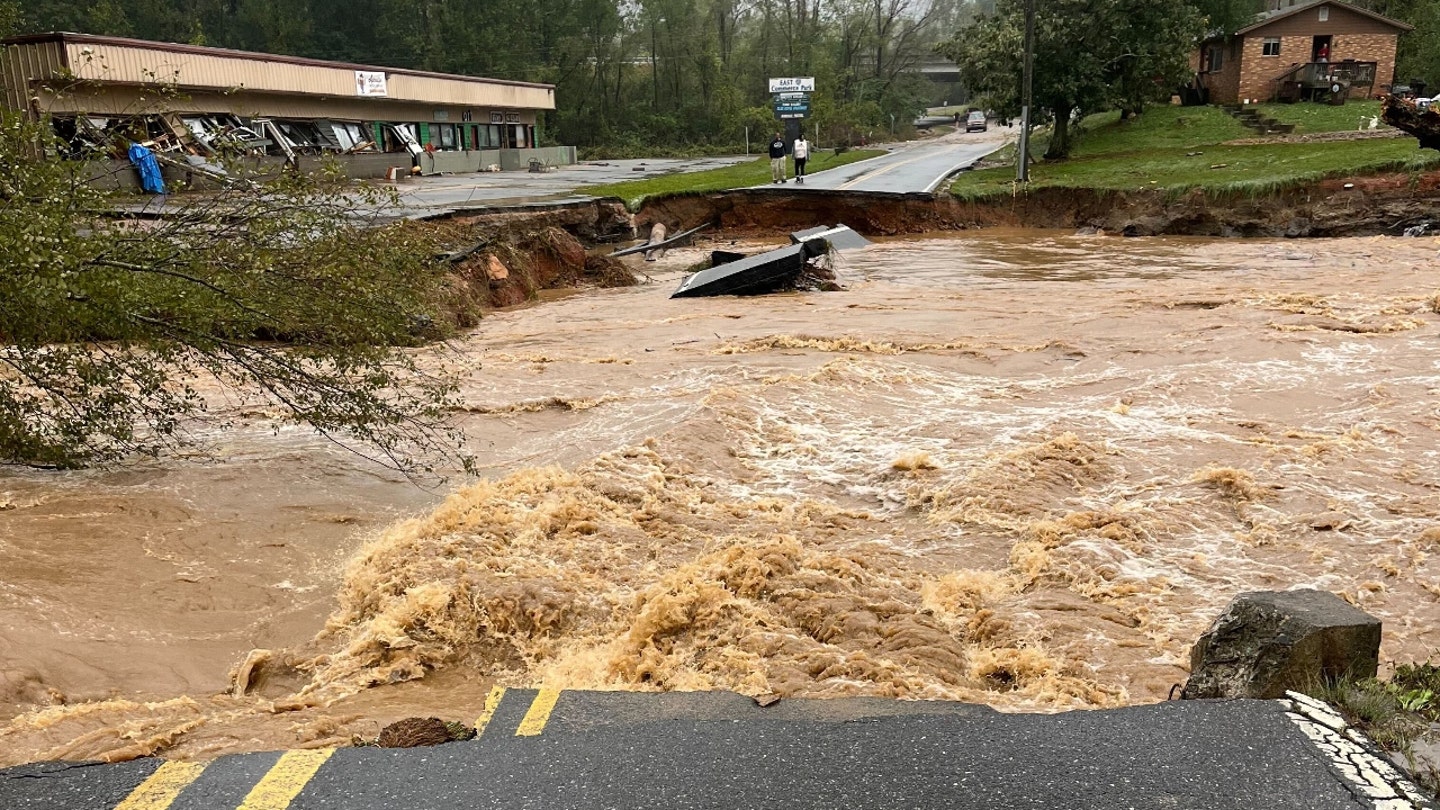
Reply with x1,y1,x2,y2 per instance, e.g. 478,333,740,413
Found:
0,31,555,90
1236,0,1414,36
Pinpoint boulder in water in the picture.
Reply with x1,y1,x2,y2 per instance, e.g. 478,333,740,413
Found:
1181,589,1380,700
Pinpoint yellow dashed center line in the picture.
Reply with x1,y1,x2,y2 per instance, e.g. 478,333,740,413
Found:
515,689,562,736
836,146,954,190
113,760,207,810
236,748,335,810
474,685,507,737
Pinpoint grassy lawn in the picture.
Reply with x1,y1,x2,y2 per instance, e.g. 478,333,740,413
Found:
578,149,886,209
950,103,1439,200
1070,107,1252,156
1253,99,1386,133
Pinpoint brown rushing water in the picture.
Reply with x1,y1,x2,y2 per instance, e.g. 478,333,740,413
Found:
3,229,1440,766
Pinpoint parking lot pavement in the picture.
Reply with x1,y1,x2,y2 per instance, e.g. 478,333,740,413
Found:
390,156,753,216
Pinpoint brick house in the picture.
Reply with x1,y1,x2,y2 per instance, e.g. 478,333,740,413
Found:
1191,0,1412,104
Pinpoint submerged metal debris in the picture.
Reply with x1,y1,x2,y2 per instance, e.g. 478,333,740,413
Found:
671,224,869,298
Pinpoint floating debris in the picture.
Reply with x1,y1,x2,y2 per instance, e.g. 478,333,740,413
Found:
671,225,868,298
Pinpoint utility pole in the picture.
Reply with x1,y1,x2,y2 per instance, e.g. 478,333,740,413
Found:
1017,0,1035,183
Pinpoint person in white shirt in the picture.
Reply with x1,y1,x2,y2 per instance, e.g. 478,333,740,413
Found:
792,135,810,183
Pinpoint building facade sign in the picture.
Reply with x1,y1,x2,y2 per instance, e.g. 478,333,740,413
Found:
767,77,815,93
354,70,387,96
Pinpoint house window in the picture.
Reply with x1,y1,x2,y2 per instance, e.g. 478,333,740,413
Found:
1208,45,1224,72
1263,38,1281,56
1318,6,1328,20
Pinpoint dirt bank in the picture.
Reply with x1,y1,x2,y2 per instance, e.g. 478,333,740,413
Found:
419,170,1440,321
632,170,1440,239
442,227,635,317
427,201,638,321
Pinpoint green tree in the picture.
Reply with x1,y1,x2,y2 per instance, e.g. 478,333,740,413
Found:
0,1,21,38
84,0,136,36
941,0,1201,158
1188,0,1260,38
1108,0,1204,117
0,112,466,472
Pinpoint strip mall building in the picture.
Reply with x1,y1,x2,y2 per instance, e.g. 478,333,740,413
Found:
0,32,574,179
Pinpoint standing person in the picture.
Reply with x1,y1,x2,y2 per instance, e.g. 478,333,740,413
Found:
769,132,787,183
792,134,809,184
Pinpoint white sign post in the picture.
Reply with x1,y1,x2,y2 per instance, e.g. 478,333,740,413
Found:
767,77,815,93
355,71,388,97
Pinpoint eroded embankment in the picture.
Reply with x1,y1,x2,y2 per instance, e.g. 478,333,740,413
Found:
430,200,638,318
429,171,1440,318
632,170,1440,238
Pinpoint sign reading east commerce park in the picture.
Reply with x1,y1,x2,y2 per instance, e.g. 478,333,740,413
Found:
768,77,815,93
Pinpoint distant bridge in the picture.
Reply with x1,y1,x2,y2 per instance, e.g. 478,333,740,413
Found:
913,60,961,81
851,57,961,82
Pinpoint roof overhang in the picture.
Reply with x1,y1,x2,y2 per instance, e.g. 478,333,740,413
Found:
1,32,557,92
1235,1,1414,36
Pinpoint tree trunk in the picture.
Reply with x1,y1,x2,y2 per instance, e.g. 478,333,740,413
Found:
1044,103,1074,159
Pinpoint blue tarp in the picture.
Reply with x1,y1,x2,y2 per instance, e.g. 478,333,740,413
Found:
127,142,166,194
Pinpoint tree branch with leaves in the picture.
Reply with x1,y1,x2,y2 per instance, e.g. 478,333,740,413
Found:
0,112,471,475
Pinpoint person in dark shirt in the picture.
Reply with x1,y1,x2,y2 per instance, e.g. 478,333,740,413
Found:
769,133,788,183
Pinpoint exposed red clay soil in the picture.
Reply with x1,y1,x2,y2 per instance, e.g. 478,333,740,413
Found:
633,169,1440,239
438,224,636,322
420,169,1440,321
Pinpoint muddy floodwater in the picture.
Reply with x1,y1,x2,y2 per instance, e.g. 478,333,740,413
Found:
3,229,1440,766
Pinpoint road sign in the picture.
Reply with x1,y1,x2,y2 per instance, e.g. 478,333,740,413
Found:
768,77,815,93
772,92,810,119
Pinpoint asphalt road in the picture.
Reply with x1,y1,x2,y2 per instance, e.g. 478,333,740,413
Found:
382,128,1009,217
2,689,1432,810
768,129,1008,194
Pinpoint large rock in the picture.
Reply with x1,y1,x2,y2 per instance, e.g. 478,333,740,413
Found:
1181,589,1380,700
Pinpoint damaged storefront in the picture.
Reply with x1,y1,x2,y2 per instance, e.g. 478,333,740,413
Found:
1,32,575,189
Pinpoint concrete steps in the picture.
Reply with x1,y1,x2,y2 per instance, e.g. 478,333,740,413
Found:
1221,103,1297,136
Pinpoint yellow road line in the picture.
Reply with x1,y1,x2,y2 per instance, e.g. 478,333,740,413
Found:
837,147,948,190
474,685,507,737
113,761,207,810
515,689,561,736
236,749,335,810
